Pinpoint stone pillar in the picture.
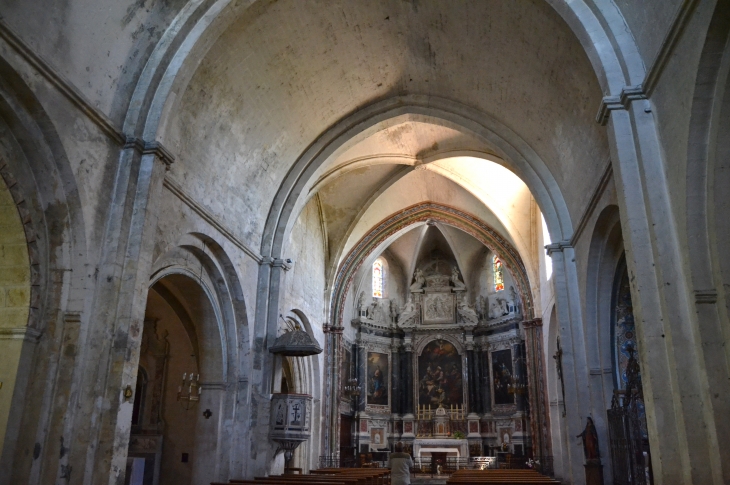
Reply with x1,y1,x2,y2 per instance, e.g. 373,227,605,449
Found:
399,349,408,414
523,318,551,463
467,348,476,413
547,242,592,484
510,342,524,413
250,256,292,476
391,344,401,415
403,335,414,415
324,324,343,459
357,344,367,412
61,142,173,485
606,102,727,483
481,346,491,413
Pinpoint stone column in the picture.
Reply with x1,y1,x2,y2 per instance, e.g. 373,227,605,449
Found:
523,318,551,463
605,101,727,483
403,336,414,416
324,324,343,459
547,242,592,484
44,141,173,485
480,345,491,413
391,344,401,415
356,343,367,412
399,349,408,414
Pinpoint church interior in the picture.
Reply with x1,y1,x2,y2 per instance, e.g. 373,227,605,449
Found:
0,1,728,484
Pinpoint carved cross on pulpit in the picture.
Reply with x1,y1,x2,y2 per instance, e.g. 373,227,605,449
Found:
291,403,302,424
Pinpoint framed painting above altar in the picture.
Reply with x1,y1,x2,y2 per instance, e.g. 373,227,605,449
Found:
492,349,514,405
366,352,389,406
418,340,463,406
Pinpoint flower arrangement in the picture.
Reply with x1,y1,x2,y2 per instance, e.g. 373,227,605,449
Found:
452,431,465,439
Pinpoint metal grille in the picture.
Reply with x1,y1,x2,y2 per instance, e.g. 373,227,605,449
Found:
607,349,652,485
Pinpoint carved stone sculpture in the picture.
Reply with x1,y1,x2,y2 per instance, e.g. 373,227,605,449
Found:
410,269,425,291
451,266,466,289
457,298,478,324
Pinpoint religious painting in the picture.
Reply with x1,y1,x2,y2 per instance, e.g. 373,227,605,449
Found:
366,352,389,406
418,339,463,407
492,349,514,405
370,428,385,448
422,293,455,324
341,346,352,398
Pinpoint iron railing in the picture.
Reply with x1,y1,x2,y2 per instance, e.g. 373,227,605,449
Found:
607,348,652,485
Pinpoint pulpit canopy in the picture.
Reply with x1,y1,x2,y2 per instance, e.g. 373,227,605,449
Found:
269,327,323,356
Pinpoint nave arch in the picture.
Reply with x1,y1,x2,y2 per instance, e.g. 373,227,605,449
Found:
143,233,252,483
3,0,723,483
0,57,89,485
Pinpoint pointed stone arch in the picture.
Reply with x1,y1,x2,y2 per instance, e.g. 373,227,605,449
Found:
330,202,534,328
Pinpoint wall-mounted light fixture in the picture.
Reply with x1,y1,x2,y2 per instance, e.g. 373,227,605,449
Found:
177,373,201,410
123,385,134,401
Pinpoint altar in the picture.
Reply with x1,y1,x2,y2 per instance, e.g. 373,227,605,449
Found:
413,438,468,459
347,251,530,462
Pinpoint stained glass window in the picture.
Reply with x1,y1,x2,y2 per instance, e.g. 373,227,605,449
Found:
372,260,384,298
493,255,504,292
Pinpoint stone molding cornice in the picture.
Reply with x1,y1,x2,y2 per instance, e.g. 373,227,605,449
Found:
596,85,647,125
162,175,263,264
0,327,42,342
589,367,613,376
522,318,543,328
545,240,573,255
0,19,177,163
595,0,699,125
694,289,718,304
124,137,175,167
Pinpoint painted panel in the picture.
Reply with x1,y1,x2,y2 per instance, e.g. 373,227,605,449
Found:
492,349,514,405
418,340,463,406
366,352,389,406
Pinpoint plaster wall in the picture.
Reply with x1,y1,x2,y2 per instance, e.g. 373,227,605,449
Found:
614,0,684,69
164,0,609,249
0,178,30,458
0,0,187,121
281,198,327,333
644,1,717,258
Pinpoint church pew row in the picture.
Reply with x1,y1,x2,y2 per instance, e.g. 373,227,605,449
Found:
446,469,560,485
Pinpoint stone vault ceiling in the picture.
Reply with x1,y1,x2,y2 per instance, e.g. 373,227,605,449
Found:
164,0,610,253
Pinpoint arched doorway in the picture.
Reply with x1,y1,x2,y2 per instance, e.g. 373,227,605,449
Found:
125,273,225,485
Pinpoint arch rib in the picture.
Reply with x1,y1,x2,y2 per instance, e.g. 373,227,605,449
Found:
330,202,535,327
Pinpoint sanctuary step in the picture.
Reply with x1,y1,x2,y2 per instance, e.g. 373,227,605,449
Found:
446,469,560,485
213,468,391,485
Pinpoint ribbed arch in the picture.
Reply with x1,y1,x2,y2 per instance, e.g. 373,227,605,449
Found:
330,202,534,327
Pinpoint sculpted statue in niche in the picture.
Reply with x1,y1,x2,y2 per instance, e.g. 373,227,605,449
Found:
410,269,425,291
397,295,418,326
457,298,478,325
389,300,399,324
357,291,365,315
576,417,600,462
488,296,510,319
451,266,466,289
